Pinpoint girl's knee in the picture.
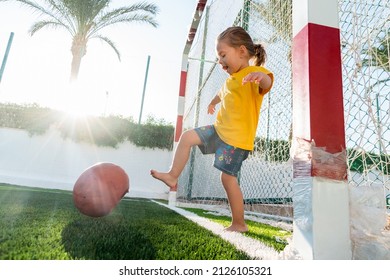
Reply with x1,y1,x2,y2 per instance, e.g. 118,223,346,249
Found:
180,129,201,145
180,130,193,140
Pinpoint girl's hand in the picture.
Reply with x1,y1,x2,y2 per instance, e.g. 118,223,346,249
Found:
208,103,216,114
242,72,264,85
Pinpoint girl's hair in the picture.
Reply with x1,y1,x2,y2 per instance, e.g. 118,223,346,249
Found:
217,26,266,66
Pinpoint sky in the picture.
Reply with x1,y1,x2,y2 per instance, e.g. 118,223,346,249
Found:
0,0,199,123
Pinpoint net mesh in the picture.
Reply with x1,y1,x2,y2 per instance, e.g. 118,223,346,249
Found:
340,0,390,199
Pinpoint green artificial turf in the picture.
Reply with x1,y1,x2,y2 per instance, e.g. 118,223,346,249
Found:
182,207,291,252
0,184,251,260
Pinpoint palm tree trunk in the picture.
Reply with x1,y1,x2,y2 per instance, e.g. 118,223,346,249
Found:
70,37,87,82
70,52,83,82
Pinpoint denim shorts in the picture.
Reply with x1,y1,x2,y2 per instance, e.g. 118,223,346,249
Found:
194,125,249,177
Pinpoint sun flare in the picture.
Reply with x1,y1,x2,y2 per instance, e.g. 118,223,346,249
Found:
53,81,108,119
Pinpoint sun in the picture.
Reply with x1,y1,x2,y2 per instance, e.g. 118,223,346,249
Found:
53,80,108,118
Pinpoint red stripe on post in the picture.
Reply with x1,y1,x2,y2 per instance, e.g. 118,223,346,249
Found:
308,24,345,152
179,71,187,97
293,23,345,153
292,23,347,180
174,115,183,142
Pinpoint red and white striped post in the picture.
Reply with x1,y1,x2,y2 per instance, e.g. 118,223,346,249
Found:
291,0,352,259
169,0,207,206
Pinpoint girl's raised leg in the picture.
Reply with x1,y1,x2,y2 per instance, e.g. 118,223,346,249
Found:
151,129,202,188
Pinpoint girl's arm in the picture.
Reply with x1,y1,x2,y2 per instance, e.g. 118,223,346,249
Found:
208,95,221,114
242,72,272,92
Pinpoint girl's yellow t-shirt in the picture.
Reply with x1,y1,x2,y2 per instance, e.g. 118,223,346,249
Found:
214,66,274,151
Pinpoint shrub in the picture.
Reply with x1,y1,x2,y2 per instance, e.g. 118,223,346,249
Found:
128,116,174,150
253,136,290,162
0,103,174,150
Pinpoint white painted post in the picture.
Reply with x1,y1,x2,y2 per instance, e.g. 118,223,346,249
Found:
170,1,208,205
291,0,352,259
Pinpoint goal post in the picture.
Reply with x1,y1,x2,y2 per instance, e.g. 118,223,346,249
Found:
170,0,208,206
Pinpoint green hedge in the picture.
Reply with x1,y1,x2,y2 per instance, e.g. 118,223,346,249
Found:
253,137,290,162
348,148,390,175
253,136,389,175
0,103,174,150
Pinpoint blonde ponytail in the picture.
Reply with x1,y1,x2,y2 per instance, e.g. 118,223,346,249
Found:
253,43,266,66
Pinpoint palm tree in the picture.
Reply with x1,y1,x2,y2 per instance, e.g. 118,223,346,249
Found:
3,0,159,81
252,0,292,42
362,29,390,78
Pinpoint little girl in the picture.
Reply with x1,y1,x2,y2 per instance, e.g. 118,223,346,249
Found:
151,26,274,232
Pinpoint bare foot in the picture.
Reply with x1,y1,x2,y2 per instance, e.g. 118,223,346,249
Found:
224,224,248,233
150,170,178,189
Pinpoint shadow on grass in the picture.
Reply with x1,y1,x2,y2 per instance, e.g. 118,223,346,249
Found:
61,216,156,260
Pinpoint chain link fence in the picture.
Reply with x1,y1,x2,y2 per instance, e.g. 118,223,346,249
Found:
340,0,390,203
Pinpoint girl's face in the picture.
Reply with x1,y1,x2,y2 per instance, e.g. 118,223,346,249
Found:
216,39,249,75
